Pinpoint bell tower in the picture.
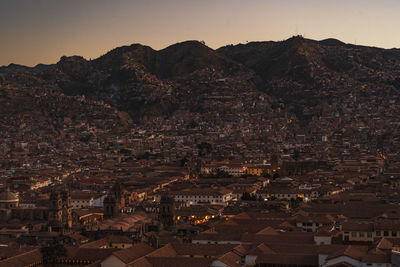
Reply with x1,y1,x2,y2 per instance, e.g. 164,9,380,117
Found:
103,195,118,219
61,189,72,231
48,191,62,232
158,194,176,230
103,181,125,219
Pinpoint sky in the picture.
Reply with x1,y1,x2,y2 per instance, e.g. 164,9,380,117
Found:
1,0,400,66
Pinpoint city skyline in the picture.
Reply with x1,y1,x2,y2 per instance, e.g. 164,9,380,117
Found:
1,0,400,66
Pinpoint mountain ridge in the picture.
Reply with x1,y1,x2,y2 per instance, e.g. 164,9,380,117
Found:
1,36,400,127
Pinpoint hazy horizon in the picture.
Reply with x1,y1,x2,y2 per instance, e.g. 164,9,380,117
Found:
1,0,400,67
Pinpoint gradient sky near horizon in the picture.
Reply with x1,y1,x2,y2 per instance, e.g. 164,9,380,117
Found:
1,0,400,66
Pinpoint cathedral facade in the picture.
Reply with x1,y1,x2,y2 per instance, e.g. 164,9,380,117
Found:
0,187,72,233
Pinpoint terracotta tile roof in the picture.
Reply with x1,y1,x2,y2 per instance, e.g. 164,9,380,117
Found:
87,260,102,267
125,256,152,267
232,212,252,220
64,247,117,261
326,261,357,267
295,214,335,224
170,243,237,257
112,243,154,264
341,222,374,232
98,212,152,232
232,244,252,255
80,237,108,248
125,243,177,266
0,248,41,267
342,221,400,232
144,244,177,258
68,233,89,243
144,257,212,267
315,226,334,236
361,252,391,263
0,246,36,259
213,218,293,234
106,235,133,244
326,245,368,261
256,227,279,235
265,244,344,255
217,251,241,267
124,244,178,266
194,232,243,242
170,188,232,196
255,254,318,266
278,221,296,229
376,238,393,250
246,243,276,255
241,232,315,244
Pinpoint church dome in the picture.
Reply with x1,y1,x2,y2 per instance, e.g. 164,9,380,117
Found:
0,189,19,202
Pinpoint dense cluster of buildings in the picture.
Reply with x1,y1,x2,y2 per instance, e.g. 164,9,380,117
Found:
0,39,400,266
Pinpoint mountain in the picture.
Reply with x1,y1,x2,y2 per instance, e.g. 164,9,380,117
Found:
54,40,255,120
218,36,318,83
93,40,240,79
218,36,400,104
1,36,400,128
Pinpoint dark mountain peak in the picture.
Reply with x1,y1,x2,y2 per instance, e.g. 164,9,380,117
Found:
284,36,318,53
93,43,156,74
57,55,89,72
58,55,87,63
57,56,89,72
0,63,32,72
93,40,241,80
319,38,347,47
285,35,307,43
218,36,319,84
156,40,239,79
55,55,95,88
7,63,29,68
33,63,52,71
161,40,208,50
101,43,155,59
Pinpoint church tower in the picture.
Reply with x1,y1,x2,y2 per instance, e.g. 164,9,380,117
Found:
103,194,118,219
103,181,124,219
48,191,62,232
158,194,176,230
61,189,72,231
48,189,73,233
